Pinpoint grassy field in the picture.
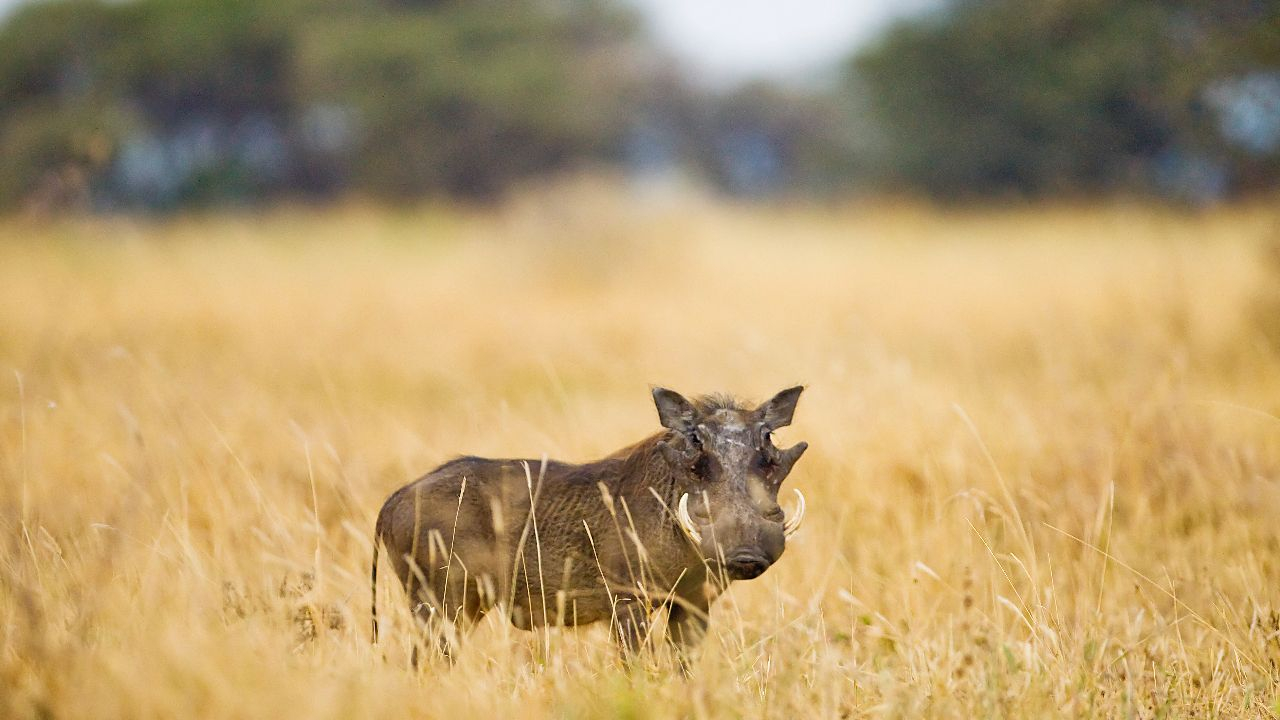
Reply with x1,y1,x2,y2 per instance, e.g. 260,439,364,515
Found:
2,191,1280,718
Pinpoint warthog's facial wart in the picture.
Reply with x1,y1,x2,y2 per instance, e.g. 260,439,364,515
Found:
654,385,809,582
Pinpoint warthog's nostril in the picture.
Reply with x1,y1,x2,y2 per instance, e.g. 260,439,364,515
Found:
725,552,769,580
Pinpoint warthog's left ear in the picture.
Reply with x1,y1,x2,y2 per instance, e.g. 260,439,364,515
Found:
756,385,804,430
652,387,697,432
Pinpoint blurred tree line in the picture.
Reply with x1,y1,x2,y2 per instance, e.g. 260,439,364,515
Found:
849,0,1280,200
0,0,1277,210
0,0,646,209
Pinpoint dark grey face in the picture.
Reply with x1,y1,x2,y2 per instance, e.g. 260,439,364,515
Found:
654,386,808,581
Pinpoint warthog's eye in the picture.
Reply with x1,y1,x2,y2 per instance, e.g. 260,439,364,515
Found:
760,429,780,457
756,452,776,471
764,506,784,521
758,429,780,470
692,452,711,479
679,431,710,477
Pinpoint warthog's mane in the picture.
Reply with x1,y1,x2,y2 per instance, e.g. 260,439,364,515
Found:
690,393,749,414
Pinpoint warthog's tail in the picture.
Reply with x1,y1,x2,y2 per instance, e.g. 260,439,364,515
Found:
371,528,380,644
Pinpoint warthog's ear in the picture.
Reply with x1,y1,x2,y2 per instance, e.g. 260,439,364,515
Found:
652,387,697,431
756,385,804,430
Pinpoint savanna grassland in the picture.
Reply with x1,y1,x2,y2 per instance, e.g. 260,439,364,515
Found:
2,189,1280,718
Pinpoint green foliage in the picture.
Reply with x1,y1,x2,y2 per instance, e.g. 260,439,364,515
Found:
848,0,1280,198
0,0,640,209
114,0,299,122
4,0,1274,207
294,3,637,198
0,1,124,103
0,101,134,206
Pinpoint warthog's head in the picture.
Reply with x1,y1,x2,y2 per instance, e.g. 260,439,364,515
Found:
652,386,809,581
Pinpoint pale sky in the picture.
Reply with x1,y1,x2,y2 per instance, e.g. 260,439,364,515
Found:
629,0,939,85
0,0,937,86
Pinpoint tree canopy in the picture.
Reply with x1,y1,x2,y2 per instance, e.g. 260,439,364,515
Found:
847,0,1280,199
1,0,1277,209
0,0,642,209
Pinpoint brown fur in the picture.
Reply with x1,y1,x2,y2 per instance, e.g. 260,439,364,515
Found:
372,387,808,665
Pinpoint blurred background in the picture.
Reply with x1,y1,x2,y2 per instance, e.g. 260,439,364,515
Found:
5,3,1280,717
0,0,1276,212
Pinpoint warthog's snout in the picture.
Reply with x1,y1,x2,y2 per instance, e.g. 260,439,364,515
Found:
724,550,771,580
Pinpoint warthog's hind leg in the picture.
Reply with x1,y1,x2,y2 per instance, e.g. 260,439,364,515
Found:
406,572,493,669
408,600,451,668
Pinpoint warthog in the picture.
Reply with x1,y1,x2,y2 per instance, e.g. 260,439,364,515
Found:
371,386,809,665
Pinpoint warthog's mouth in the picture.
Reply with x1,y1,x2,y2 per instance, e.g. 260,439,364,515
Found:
722,551,771,580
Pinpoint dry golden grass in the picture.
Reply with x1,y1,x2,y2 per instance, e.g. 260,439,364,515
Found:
2,189,1280,718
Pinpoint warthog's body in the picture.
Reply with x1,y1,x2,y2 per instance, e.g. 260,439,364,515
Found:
372,387,808,662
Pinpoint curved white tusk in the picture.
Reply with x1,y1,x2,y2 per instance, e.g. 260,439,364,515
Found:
783,489,806,538
677,493,702,545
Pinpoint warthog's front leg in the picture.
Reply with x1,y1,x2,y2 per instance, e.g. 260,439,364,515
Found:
666,601,709,673
611,596,654,661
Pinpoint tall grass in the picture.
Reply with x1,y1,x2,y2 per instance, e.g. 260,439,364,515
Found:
2,192,1279,718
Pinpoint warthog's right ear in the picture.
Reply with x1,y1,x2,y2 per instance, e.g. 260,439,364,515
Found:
756,385,805,430
652,387,697,432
